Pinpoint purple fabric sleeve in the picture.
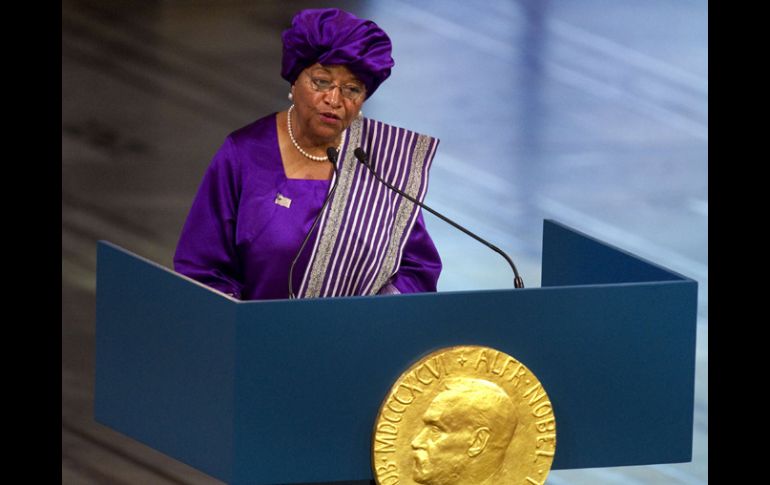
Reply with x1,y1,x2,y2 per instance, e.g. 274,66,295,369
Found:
173,137,244,299
389,210,442,294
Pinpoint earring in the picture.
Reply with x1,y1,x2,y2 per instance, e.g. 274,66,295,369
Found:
358,110,363,118
288,92,293,102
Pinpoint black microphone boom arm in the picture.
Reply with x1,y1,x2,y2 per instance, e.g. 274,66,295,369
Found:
353,147,524,289
287,147,341,298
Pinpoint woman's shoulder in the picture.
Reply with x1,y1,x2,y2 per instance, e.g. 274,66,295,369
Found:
214,113,282,175
361,116,438,143
227,112,278,146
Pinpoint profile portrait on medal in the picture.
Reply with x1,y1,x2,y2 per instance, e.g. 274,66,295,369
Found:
173,8,442,301
410,377,518,485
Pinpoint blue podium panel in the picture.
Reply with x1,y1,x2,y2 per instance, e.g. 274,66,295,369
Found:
95,243,238,483
94,220,697,485
542,219,690,286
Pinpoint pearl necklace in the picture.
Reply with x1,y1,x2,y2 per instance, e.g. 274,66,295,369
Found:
287,104,344,161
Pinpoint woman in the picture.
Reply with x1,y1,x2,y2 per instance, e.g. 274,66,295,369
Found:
174,8,442,300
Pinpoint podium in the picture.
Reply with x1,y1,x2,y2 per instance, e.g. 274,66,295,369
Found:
94,219,697,485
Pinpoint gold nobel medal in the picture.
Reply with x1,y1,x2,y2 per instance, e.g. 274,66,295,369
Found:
372,346,556,485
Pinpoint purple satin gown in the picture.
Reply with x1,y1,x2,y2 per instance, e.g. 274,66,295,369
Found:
174,114,442,300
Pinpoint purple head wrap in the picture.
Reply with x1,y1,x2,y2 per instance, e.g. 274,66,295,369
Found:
281,8,394,99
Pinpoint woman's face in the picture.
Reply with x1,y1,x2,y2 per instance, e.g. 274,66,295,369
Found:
291,63,366,144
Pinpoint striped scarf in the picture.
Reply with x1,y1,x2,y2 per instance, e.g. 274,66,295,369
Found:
298,116,439,297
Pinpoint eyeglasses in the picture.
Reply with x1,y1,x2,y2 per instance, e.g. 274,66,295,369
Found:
306,74,366,101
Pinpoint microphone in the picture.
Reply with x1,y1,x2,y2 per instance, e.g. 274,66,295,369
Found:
287,147,341,299
353,147,524,289
326,146,339,166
